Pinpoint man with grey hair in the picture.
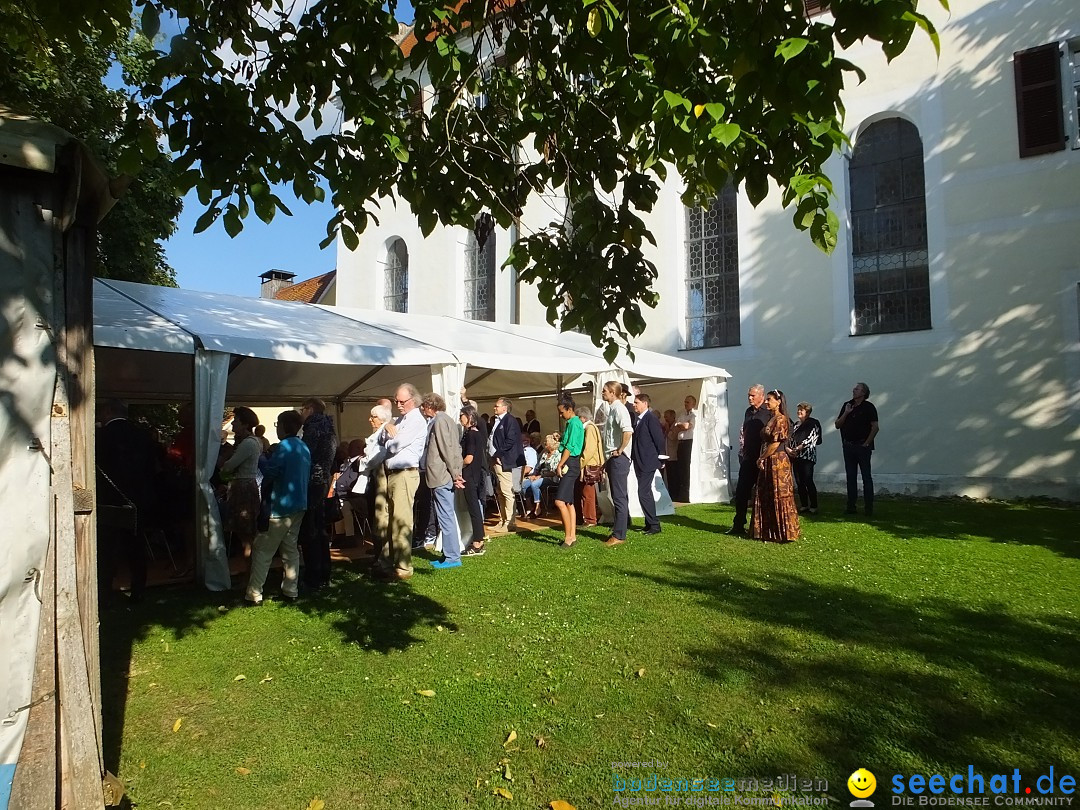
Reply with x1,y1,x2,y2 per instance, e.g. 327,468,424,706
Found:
489,396,525,532
835,382,879,517
420,393,465,569
725,384,769,537
372,384,427,580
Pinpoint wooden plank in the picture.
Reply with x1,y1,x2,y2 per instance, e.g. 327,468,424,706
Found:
46,204,103,810
62,224,101,745
7,534,59,810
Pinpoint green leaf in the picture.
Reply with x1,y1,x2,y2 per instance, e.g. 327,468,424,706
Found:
340,223,359,251
141,5,161,39
710,122,741,147
810,209,839,254
223,208,243,238
193,208,219,234
775,38,809,63
704,103,725,122
901,11,940,57
663,90,690,111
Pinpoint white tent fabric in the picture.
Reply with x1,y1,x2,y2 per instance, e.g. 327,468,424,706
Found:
1,199,56,810
92,279,733,587
196,351,232,591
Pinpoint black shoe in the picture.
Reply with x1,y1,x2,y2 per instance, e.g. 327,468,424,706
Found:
643,527,661,535
724,526,746,537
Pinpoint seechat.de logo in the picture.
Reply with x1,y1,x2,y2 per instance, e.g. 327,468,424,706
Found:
850,769,878,808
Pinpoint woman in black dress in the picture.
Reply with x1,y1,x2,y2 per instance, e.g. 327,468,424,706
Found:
459,406,488,556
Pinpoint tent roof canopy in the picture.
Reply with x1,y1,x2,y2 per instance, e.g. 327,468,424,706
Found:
94,279,729,404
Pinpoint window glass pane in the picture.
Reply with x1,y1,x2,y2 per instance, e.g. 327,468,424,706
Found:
849,118,931,335
463,224,496,320
684,183,739,348
384,238,408,313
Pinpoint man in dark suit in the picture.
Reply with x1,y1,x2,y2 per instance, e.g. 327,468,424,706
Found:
631,393,666,535
726,384,768,537
489,396,525,532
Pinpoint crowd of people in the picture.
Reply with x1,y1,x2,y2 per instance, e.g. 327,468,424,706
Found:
724,381,879,543
95,379,879,601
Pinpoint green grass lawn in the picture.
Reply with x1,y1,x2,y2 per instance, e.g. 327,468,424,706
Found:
100,496,1080,810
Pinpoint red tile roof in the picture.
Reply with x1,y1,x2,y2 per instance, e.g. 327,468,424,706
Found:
398,0,521,58
274,271,336,303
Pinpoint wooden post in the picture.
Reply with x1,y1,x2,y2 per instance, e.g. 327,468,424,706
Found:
62,221,101,739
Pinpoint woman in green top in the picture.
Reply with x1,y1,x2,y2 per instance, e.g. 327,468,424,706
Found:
554,393,584,549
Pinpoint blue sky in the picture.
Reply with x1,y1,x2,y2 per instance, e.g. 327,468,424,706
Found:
168,192,337,297
164,1,414,296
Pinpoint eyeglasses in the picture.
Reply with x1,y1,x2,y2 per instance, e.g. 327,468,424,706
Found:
394,399,409,405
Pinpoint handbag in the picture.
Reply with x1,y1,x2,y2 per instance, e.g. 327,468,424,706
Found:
581,464,605,486
97,466,138,532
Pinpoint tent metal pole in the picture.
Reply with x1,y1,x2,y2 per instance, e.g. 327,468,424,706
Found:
337,366,382,401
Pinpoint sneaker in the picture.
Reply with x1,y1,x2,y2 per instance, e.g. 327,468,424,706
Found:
462,545,486,557
431,559,462,570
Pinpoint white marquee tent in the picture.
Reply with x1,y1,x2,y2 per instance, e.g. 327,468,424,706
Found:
93,279,733,589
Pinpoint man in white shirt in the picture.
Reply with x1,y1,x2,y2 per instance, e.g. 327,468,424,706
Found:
672,395,697,502
372,384,428,580
600,380,633,547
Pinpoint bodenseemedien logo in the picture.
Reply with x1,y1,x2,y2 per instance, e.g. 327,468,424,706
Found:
850,769,878,808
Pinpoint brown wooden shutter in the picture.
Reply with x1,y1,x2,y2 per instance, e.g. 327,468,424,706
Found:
1013,43,1066,157
803,0,830,16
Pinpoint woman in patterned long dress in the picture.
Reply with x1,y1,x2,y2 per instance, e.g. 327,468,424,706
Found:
751,390,801,543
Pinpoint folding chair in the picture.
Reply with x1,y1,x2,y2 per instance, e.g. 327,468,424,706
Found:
511,466,530,518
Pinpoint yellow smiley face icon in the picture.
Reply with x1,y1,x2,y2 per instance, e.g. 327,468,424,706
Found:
848,769,877,798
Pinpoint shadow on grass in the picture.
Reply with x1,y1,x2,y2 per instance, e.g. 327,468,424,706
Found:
626,562,1080,774
668,496,1080,559
99,557,451,777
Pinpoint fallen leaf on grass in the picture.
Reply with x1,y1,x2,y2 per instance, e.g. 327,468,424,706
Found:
307,799,325,810
139,761,146,769
536,736,547,749
260,674,273,684
502,762,513,781
706,722,718,728
493,787,513,800
636,668,646,678
503,729,517,747
416,689,436,697
550,802,577,810
233,674,246,682
172,718,182,733
235,767,251,775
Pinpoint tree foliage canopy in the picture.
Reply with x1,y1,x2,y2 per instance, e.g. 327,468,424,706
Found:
3,0,945,357
0,9,182,286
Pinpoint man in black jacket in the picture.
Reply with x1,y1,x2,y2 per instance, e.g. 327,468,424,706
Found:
488,397,525,532
631,393,666,535
299,397,337,590
725,384,768,537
